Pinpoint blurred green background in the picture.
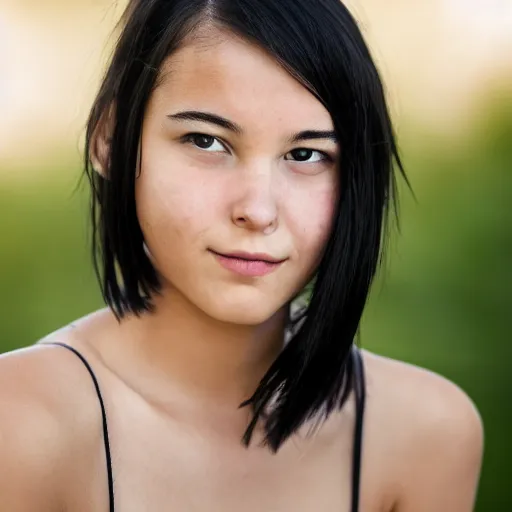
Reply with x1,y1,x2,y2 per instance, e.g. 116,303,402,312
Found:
1,0,511,509
2,103,510,510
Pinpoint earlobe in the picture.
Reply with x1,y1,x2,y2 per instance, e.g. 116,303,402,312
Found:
90,137,110,177
89,106,115,177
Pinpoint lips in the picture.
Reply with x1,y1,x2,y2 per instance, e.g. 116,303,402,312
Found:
212,250,286,264
209,249,287,277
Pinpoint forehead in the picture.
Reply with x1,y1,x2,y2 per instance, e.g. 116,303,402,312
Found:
149,29,333,131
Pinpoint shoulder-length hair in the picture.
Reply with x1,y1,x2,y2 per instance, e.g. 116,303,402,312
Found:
84,0,406,452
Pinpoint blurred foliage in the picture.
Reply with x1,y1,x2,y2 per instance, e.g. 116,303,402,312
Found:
363,102,512,509
0,102,510,509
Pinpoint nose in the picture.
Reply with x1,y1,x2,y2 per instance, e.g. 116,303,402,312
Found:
231,164,279,235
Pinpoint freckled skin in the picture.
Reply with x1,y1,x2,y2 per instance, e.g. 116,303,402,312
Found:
137,30,339,325
0,26,482,512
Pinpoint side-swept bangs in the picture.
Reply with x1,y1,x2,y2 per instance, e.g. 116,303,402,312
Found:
84,0,406,451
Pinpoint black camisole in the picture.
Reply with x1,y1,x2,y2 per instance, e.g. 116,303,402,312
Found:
46,343,366,512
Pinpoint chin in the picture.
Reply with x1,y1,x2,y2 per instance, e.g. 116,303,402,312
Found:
198,293,287,327
208,304,280,326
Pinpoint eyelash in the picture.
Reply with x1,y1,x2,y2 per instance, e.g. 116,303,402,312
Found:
180,133,228,152
179,132,334,163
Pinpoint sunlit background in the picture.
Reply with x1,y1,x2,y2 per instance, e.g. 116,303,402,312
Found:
1,0,511,509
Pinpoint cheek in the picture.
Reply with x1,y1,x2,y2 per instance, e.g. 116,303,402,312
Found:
135,158,217,254
287,184,337,259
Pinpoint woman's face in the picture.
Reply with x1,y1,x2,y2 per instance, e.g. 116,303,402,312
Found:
137,29,339,325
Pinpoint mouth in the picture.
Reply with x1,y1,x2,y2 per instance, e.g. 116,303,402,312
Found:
208,249,287,277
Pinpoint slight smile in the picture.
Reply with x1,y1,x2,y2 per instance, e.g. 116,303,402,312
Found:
208,249,287,277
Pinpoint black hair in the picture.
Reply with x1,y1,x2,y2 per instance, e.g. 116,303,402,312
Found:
84,0,406,452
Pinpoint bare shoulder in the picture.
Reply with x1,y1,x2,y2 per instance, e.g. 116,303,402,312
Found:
360,350,484,511
361,349,483,433
0,330,103,510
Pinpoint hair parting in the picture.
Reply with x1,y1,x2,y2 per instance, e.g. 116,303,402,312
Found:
84,0,408,452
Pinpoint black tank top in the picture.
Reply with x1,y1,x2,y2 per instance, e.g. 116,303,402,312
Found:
47,343,366,512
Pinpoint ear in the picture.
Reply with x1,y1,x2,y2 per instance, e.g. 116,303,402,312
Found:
89,105,115,177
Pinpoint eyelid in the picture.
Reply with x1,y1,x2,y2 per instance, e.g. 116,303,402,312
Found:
285,148,335,163
179,133,336,163
180,132,232,153
289,142,338,155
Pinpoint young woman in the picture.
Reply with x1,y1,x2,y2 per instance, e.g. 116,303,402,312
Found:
0,1,483,511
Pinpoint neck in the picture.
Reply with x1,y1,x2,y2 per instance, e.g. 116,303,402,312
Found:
110,290,288,411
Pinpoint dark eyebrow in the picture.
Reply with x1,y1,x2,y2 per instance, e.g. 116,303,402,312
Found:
289,130,338,144
167,111,337,145
167,111,243,134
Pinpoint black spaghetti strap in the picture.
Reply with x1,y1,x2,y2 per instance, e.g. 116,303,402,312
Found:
45,342,115,512
42,341,363,512
351,345,366,512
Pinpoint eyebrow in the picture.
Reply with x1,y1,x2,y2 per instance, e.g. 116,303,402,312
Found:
289,130,338,144
167,111,242,134
167,110,338,144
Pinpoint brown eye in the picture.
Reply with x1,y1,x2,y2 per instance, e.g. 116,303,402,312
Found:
193,134,215,149
286,148,327,163
182,133,227,152
292,149,313,161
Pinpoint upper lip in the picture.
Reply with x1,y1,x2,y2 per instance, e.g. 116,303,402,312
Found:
210,250,287,264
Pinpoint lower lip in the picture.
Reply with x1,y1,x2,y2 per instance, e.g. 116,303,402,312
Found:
211,252,284,277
